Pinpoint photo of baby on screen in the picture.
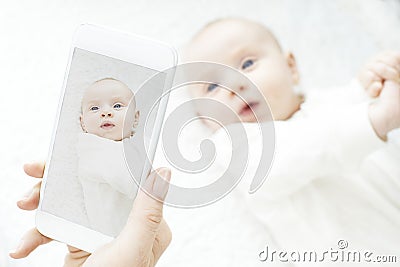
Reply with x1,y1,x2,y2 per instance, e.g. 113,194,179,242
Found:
38,47,166,239
77,77,141,237
79,78,140,141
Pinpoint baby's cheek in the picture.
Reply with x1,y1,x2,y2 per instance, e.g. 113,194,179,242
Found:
119,112,130,129
87,115,98,125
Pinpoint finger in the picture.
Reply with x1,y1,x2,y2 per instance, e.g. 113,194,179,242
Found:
9,228,52,259
369,62,399,81
17,181,41,211
379,50,400,69
376,53,400,74
359,68,381,89
152,219,172,264
23,162,45,178
395,52,400,74
127,167,170,235
117,168,171,255
367,81,383,97
377,59,400,81
64,245,91,267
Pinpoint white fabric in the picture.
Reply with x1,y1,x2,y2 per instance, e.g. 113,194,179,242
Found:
77,133,139,237
159,80,400,267
211,80,400,258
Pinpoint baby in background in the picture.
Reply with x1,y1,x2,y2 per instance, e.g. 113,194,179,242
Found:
184,18,400,255
78,77,141,237
185,18,399,135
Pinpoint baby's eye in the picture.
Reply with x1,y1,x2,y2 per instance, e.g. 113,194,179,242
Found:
90,106,99,111
207,83,219,93
113,103,123,109
241,59,254,70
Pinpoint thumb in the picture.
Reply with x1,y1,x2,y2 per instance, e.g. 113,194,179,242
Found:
116,168,171,250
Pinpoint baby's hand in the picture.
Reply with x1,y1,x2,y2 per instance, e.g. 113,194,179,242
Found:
358,51,400,97
368,80,400,140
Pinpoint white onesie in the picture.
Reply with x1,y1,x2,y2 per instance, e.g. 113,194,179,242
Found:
77,133,142,237
211,80,400,258
157,80,400,267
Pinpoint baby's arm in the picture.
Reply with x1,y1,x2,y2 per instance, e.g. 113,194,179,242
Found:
279,81,398,196
358,50,400,97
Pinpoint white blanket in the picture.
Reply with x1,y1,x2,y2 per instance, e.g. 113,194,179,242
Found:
77,133,139,237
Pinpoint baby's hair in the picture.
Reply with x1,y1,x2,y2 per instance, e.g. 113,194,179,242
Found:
191,17,282,51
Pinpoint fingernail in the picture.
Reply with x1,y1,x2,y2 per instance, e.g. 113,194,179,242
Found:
24,161,35,168
372,81,382,88
158,168,171,182
153,168,171,200
19,189,33,202
9,240,24,255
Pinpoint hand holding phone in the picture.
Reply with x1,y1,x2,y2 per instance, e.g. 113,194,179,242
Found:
11,162,172,267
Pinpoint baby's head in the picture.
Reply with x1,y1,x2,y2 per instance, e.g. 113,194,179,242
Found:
185,18,302,128
80,78,140,141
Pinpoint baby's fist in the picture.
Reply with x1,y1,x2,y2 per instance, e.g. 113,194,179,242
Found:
368,80,400,140
358,51,400,97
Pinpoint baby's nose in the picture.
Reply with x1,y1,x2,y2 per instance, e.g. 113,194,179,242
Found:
101,111,113,117
228,85,245,97
237,85,246,92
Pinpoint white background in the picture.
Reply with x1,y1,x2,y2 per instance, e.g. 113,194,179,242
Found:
0,0,399,266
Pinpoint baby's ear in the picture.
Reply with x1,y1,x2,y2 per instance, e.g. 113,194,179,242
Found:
285,52,300,85
133,110,140,128
80,115,87,132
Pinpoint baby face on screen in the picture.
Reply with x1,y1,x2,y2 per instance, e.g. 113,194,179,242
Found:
80,78,140,141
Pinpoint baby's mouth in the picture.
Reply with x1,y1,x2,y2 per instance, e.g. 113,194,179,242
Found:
101,122,115,130
239,101,259,116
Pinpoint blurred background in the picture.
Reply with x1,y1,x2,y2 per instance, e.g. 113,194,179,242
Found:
0,0,399,266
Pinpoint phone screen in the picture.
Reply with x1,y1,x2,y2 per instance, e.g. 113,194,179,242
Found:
41,47,167,237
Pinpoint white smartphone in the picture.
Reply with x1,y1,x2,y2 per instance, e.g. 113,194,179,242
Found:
36,24,177,252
